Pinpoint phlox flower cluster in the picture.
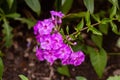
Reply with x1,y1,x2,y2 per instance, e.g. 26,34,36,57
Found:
34,11,85,66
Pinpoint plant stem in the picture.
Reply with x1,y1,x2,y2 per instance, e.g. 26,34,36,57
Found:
108,53,120,56
72,22,101,35
49,65,54,80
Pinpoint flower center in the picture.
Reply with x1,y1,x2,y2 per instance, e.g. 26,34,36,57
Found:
46,40,49,44
44,25,47,29
61,49,65,53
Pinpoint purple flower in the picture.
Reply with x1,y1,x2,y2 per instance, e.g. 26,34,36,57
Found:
52,32,64,50
40,19,55,35
57,44,72,60
36,47,58,65
34,19,55,36
34,10,85,66
36,47,44,61
50,11,64,18
40,35,53,50
34,21,42,35
44,50,57,65
50,11,64,24
61,57,70,65
69,51,85,66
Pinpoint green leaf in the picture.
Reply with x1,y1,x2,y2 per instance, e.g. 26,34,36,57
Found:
109,0,117,4
91,14,100,22
107,75,120,80
98,23,109,35
19,74,28,80
55,0,62,11
2,19,13,48
91,34,103,48
62,0,65,5
87,47,107,78
83,0,94,14
6,13,21,18
85,11,91,26
109,0,119,9
15,18,36,29
63,12,86,19
66,25,69,34
110,21,120,35
72,42,85,52
0,51,4,57
76,76,87,80
90,27,102,36
116,14,120,22
110,6,117,18
7,0,14,9
76,19,84,31
0,57,4,80
60,28,66,39
101,18,112,24
57,65,70,77
24,0,41,15
0,8,4,14
61,0,73,14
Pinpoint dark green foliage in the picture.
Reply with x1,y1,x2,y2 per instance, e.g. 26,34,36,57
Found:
2,19,13,48
87,47,107,78
24,0,41,16
60,0,119,77
76,76,87,80
57,65,70,77
61,0,73,14
0,0,37,48
19,74,28,80
83,0,94,14
0,57,4,80
107,75,120,80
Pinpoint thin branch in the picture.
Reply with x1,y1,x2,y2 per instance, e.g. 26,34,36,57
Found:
72,22,101,35
49,65,54,80
72,18,119,36
108,53,120,56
